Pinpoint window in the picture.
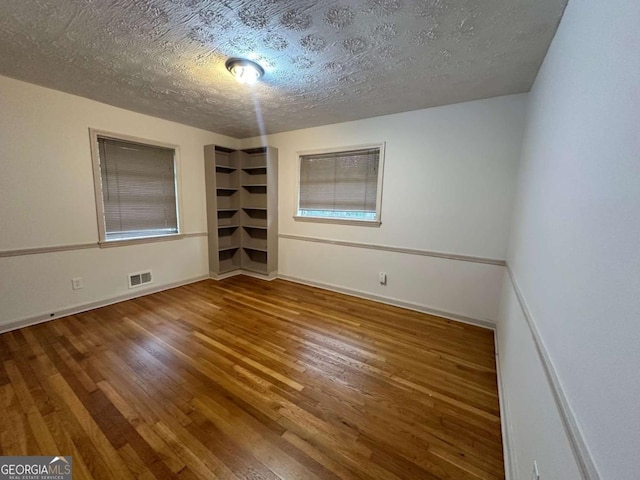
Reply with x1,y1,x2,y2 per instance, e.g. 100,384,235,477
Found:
90,130,181,244
295,144,384,225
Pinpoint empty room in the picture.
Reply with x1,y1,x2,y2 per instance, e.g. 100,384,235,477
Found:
0,0,637,479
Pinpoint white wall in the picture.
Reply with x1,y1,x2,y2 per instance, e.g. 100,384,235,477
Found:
499,0,640,478
244,94,526,322
0,75,238,327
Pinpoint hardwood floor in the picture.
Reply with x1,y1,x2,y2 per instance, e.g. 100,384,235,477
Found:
0,276,504,479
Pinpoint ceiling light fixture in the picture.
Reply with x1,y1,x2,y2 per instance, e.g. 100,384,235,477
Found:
225,58,264,84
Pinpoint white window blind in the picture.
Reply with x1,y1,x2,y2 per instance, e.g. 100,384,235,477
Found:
298,148,381,221
98,137,178,241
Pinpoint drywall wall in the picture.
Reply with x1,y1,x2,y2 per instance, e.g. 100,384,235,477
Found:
0,74,238,327
500,0,640,478
244,94,526,322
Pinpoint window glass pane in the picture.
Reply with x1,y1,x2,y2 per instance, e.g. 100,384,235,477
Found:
298,148,380,221
98,137,178,240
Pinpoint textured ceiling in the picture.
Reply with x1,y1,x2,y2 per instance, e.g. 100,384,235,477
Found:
0,0,566,138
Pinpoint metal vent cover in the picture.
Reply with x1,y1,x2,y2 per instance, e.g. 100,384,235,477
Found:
128,270,152,289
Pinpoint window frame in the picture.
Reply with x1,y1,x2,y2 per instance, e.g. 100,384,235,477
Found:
294,142,385,227
89,128,184,247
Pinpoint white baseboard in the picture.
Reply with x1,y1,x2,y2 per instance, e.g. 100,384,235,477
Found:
210,270,243,280
494,329,516,480
210,270,278,281
0,274,210,335
277,273,496,330
242,270,278,281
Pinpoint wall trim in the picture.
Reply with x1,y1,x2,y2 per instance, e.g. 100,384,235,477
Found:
242,270,278,281
0,242,98,258
493,329,515,480
278,273,496,330
210,270,278,281
505,264,600,480
279,233,506,266
210,270,243,281
0,274,210,335
0,232,208,258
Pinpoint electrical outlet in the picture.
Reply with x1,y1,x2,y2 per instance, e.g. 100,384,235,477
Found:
531,461,540,480
378,272,387,285
71,277,84,290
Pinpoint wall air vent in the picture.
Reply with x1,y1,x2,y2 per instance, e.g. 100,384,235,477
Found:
128,270,153,289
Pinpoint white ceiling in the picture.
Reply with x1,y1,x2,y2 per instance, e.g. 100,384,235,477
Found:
0,0,566,138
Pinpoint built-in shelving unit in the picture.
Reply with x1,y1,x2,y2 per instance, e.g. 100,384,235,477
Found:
204,145,278,279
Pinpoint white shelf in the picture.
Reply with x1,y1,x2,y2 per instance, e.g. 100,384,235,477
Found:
243,246,268,253
242,166,267,171
216,165,236,173
243,225,267,230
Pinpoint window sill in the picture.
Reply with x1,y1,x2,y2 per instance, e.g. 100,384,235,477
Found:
99,233,184,248
293,216,381,227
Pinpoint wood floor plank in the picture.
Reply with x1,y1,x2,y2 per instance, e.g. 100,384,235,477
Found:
0,276,504,479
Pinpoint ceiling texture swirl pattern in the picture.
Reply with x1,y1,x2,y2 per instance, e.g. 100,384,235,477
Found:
0,0,566,138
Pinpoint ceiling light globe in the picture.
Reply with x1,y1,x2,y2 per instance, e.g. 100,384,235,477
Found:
225,58,264,84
